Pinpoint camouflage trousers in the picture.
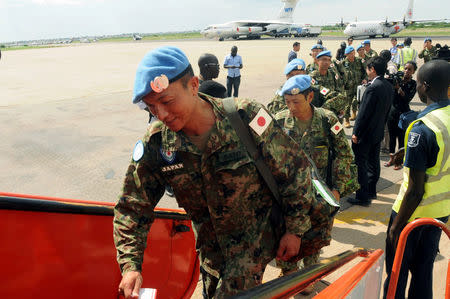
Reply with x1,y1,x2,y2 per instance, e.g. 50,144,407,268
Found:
351,98,359,113
200,253,274,299
277,252,321,275
198,220,277,298
277,195,335,276
345,92,357,118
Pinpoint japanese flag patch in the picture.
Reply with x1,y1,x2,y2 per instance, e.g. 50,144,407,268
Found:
330,121,343,135
160,147,176,164
407,132,421,147
249,108,272,136
320,87,330,95
311,78,317,85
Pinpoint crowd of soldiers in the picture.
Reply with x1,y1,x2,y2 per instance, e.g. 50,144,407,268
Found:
113,37,449,299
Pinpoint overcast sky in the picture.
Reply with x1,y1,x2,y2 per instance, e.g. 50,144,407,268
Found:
1,0,448,42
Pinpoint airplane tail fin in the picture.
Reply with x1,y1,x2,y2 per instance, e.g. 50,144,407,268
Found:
404,0,414,21
277,0,300,22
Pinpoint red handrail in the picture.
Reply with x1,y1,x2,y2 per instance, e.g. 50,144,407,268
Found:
386,218,450,299
313,249,384,298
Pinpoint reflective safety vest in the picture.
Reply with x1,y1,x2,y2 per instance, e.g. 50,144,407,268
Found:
393,105,450,221
398,47,418,71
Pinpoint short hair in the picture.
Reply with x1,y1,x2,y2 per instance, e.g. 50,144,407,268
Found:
391,37,397,41
198,53,218,68
293,42,300,47
404,37,412,46
379,50,392,63
179,65,194,88
366,56,387,76
417,60,450,99
347,37,353,41
198,80,227,98
405,60,417,71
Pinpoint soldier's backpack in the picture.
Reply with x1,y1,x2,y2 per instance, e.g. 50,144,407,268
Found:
222,97,338,262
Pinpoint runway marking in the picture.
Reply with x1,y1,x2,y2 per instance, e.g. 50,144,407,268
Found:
335,211,390,225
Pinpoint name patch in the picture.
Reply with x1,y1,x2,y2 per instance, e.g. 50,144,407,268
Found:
161,163,184,172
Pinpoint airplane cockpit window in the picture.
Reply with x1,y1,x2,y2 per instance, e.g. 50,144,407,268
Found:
350,24,356,27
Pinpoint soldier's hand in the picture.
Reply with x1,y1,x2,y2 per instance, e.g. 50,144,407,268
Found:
276,233,301,261
118,271,143,299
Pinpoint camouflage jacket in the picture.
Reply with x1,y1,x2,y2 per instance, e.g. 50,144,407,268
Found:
274,106,354,195
267,85,329,115
341,57,366,94
113,95,315,275
306,62,318,74
309,69,347,115
331,59,347,90
266,86,285,115
358,54,370,69
365,49,378,58
418,46,437,63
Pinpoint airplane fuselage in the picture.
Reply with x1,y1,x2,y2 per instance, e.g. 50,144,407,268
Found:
344,21,406,38
201,21,294,40
200,0,321,41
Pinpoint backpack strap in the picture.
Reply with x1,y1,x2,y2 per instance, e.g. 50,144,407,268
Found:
222,97,281,205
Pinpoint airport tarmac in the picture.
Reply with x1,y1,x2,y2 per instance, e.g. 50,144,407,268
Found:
1,36,449,297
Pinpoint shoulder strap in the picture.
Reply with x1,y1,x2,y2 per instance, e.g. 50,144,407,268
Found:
222,97,281,205
321,113,334,188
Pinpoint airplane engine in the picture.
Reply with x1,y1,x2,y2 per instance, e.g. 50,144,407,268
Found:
236,26,250,33
248,27,263,33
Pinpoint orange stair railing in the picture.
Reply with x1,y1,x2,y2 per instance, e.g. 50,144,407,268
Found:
386,218,450,299
231,248,385,299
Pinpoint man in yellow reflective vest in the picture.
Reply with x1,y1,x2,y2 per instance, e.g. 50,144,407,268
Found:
383,60,450,299
395,37,418,71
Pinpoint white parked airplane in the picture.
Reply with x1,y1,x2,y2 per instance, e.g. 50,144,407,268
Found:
343,0,415,38
201,0,319,41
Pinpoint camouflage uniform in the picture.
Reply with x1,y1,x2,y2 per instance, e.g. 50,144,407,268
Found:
274,106,355,273
113,95,316,298
365,49,378,58
306,62,318,74
353,55,369,113
267,86,323,115
418,45,437,63
267,86,285,114
331,60,348,100
341,57,366,118
309,69,347,117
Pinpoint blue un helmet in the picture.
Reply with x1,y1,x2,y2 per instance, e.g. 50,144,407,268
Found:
284,58,306,75
132,46,192,105
316,50,332,59
345,46,355,55
280,75,312,96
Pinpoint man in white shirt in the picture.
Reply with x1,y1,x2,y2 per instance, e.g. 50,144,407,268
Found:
224,46,243,97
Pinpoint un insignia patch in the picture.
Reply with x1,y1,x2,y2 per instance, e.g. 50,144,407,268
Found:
407,132,421,148
160,147,176,164
133,140,145,162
